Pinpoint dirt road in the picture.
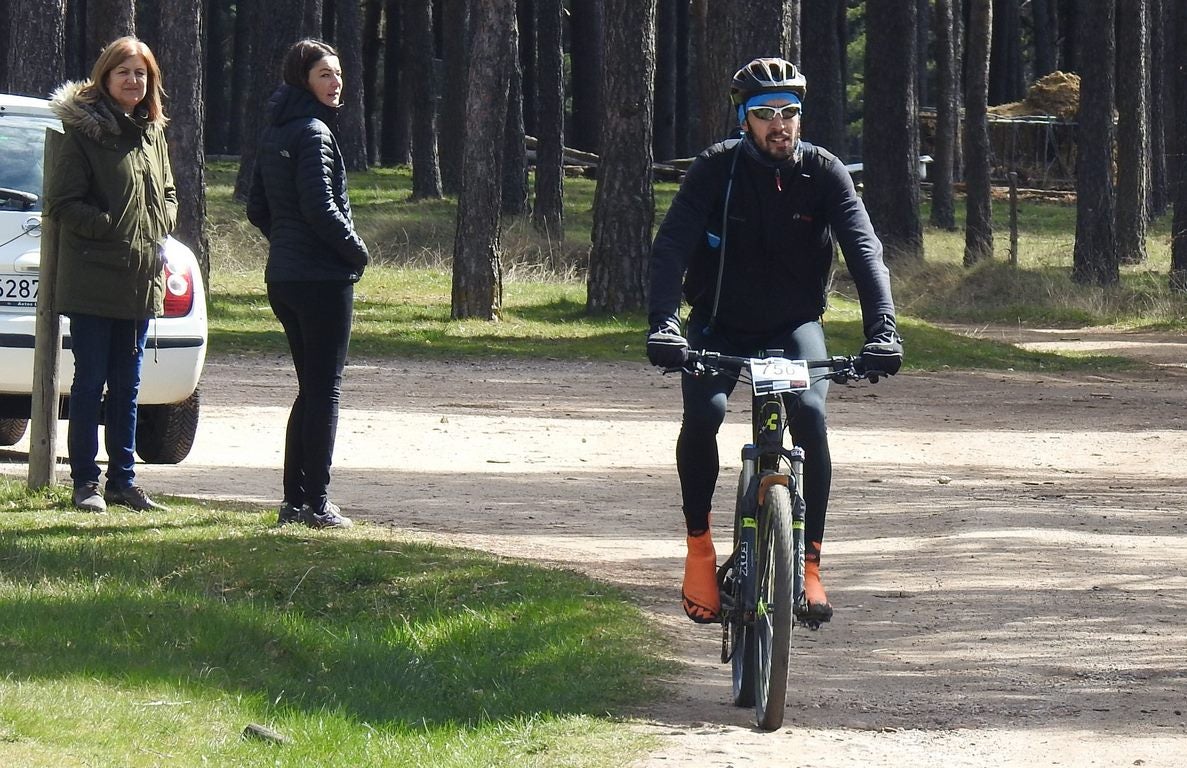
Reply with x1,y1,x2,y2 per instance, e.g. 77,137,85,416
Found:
5,338,1187,767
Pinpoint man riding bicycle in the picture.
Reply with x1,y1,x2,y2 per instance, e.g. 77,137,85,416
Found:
646,57,903,625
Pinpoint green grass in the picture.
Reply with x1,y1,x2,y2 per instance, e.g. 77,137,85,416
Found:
206,160,1168,371
907,195,1187,328
0,478,667,767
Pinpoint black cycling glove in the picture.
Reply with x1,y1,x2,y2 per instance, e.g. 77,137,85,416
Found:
860,315,904,381
646,317,689,369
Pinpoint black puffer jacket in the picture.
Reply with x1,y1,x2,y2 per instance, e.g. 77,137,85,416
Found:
649,137,894,338
246,84,368,283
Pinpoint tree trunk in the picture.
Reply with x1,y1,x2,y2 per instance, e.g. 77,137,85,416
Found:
323,0,335,38
7,0,65,97
964,0,993,265
1058,0,1078,71
0,2,9,91
1032,0,1058,77
988,0,1024,105
653,0,678,162
502,24,529,216
568,0,604,153
304,0,324,38
800,0,847,161
1163,0,1178,207
674,0,693,157
1148,0,1168,218
785,1,801,67
362,0,383,165
451,0,515,320
380,0,411,166
335,0,368,171
233,0,304,201
952,0,965,178
863,0,923,262
1073,0,1118,286
1171,1,1187,290
158,0,208,280
1116,0,1149,265
439,0,468,191
532,0,565,244
917,0,930,107
137,3,160,54
587,0,657,315
518,0,537,137
694,0,796,147
228,0,253,155
86,0,135,66
205,0,230,154
931,0,958,230
408,0,441,197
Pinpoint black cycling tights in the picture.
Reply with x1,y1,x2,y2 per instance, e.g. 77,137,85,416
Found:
677,319,831,546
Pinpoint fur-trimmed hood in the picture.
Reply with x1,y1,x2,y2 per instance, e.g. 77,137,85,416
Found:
48,80,156,143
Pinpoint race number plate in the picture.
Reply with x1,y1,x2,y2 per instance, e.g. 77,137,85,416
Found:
749,357,810,395
0,273,38,308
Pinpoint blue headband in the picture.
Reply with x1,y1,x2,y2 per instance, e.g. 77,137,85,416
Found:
737,92,801,123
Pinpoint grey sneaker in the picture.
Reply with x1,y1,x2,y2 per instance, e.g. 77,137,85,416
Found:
277,502,301,526
104,484,166,511
299,500,353,529
73,482,107,513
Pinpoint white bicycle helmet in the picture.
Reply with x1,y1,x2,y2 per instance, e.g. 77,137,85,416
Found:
729,57,807,106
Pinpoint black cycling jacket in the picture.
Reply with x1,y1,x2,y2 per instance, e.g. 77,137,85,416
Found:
648,137,895,338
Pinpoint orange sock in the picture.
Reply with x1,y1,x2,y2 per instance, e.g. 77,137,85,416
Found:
803,540,833,621
682,530,720,623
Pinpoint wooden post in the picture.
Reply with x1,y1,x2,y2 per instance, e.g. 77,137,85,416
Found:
28,128,64,490
1008,171,1020,267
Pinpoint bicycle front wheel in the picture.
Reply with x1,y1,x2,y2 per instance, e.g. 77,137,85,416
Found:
730,463,756,707
754,482,794,731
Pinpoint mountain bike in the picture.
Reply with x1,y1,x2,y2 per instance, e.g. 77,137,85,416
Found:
681,349,875,731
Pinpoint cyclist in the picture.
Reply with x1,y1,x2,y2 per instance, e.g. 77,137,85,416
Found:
646,57,903,625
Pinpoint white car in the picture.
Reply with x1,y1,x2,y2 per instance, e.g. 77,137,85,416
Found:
0,93,207,463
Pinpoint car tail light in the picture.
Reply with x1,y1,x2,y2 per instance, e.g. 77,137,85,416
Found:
163,262,194,317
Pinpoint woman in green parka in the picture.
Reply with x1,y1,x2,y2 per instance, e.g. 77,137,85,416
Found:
46,36,177,513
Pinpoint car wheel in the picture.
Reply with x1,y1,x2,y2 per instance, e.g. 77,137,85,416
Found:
0,417,28,446
136,389,200,464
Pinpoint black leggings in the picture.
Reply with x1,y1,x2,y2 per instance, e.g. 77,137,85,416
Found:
677,319,831,545
267,280,354,509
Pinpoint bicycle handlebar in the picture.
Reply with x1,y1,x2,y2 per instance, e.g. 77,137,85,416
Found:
682,349,879,384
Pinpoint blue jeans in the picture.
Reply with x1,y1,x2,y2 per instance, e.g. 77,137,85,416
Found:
267,281,354,510
677,318,832,544
67,313,149,490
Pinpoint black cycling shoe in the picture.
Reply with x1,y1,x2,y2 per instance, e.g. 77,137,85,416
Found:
794,600,833,629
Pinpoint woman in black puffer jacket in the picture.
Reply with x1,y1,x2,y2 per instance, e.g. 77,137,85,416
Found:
247,39,369,530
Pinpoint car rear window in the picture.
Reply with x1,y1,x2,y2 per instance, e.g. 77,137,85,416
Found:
0,115,57,212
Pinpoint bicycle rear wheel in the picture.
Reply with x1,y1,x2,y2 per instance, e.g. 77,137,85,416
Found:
730,463,756,707
754,482,794,731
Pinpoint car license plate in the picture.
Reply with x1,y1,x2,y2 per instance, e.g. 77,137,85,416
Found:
0,273,38,307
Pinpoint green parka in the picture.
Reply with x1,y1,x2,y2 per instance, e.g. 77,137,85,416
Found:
45,81,177,320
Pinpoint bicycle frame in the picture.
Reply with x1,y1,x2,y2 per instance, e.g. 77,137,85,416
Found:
721,352,808,657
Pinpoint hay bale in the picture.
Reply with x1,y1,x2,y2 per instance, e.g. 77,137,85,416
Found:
988,71,1081,120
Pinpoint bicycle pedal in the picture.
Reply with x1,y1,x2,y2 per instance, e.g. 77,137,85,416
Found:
718,592,737,614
